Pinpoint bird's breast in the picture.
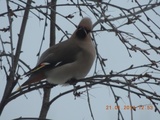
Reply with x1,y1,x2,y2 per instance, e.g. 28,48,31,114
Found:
45,52,95,84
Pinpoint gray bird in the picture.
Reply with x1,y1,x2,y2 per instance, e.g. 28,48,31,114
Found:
20,17,96,87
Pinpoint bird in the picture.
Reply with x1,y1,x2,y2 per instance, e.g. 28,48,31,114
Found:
20,17,96,88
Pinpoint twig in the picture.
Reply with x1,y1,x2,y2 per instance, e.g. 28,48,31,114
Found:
85,82,95,120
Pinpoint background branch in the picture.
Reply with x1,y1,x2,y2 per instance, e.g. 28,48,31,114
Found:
0,0,160,119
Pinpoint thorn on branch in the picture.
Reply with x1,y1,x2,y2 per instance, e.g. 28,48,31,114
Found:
141,31,153,38
155,34,159,39
7,5,17,18
143,73,152,78
150,60,158,68
110,70,113,75
129,64,134,69
115,96,120,103
65,14,74,19
100,25,107,30
0,26,10,32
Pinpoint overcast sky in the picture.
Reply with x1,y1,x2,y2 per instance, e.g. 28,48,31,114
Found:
0,0,160,120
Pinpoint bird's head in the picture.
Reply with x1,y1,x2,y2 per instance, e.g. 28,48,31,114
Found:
76,17,92,39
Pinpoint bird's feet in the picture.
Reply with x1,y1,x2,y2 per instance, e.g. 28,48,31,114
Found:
66,78,77,85
45,82,57,88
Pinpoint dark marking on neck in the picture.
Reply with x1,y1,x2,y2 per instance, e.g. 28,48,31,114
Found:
76,26,90,39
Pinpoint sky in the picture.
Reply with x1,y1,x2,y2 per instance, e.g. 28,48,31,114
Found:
0,0,160,120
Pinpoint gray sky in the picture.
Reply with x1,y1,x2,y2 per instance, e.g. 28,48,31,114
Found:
0,0,160,120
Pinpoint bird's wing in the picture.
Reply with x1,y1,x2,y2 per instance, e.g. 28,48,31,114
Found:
25,40,81,76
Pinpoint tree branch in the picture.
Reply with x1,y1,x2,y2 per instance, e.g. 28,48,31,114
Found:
39,0,57,119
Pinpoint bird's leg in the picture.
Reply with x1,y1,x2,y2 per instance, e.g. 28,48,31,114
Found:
73,85,81,99
66,78,78,85
65,78,82,99
45,82,57,88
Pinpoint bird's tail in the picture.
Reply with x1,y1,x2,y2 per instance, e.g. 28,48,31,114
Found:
17,72,46,90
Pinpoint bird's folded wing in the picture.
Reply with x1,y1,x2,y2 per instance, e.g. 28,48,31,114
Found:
24,62,50,76
24,40,81,76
